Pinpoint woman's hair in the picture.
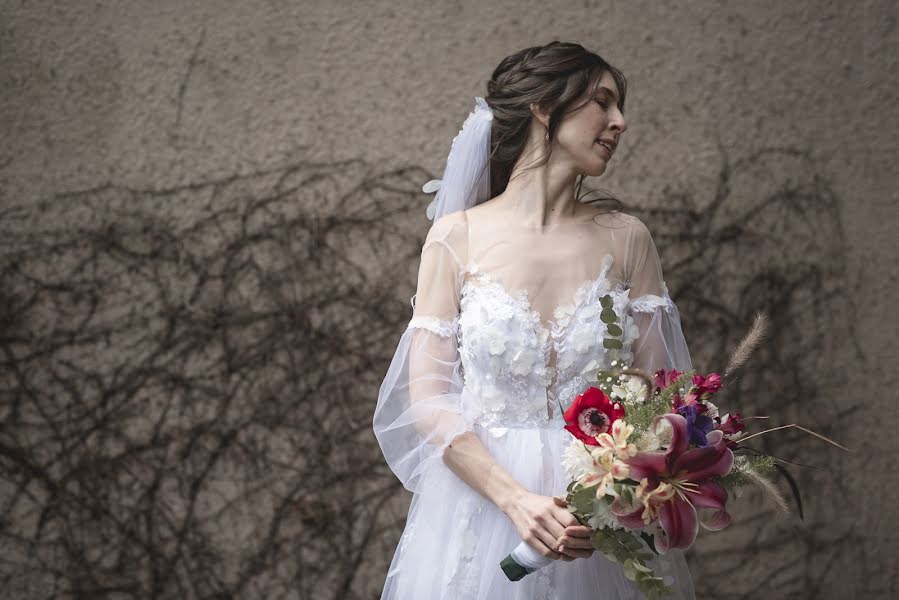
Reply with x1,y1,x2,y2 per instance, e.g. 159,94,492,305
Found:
484,41,628,212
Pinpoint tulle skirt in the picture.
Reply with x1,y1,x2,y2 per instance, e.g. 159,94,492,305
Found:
379,422,696,600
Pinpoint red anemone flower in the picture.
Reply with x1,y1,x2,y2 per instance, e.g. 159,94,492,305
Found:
563,387,625,447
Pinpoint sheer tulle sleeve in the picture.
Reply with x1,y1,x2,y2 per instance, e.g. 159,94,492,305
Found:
372,213,471,493
624,218,693,373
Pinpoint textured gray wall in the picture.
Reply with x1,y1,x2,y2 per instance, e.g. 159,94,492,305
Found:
1,1,896,599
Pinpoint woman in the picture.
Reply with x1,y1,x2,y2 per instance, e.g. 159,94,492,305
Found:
373,41,695,599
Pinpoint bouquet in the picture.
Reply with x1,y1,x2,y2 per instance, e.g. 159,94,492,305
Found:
499,310,848,599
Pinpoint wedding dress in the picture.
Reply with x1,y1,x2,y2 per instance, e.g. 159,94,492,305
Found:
372,208,696,599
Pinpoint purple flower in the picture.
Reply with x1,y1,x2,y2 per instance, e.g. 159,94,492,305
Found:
676,403,714,448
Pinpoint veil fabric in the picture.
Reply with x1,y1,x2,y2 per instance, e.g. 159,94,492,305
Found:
423,97,494,222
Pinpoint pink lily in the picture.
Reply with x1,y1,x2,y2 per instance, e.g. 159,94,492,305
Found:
615,413,734,552
653,368,683,389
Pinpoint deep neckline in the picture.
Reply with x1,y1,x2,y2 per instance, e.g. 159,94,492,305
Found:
460,253,616,333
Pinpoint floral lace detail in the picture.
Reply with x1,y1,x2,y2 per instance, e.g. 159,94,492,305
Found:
630,290,674,314
535,561,557,600
407,315,459,337
456,255,648,429
458,266,552,429
443,495,485,599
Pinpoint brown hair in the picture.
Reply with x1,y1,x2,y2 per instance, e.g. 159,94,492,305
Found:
484,41,628,210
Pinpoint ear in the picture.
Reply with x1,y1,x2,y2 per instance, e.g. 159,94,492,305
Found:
529,102,551,129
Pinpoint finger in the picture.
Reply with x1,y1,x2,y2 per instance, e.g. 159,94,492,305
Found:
558,534,595,550
564,525,593,537
552,505,579,530
525,522,563,560
525,537,561,560
553,495,568,508
544,514,568,543
534,525,565,559
560,545,595,560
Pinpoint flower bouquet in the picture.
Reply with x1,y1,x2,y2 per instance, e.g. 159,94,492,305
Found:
500,311,849,599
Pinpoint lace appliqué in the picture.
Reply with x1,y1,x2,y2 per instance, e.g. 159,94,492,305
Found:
443,495,486,599
456,255,647,429
408,315,459,337
630,284,675,314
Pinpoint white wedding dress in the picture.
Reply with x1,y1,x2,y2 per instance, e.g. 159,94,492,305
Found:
373,208,696,599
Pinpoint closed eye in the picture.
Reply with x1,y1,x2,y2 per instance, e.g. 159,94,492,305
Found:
594,99,609,110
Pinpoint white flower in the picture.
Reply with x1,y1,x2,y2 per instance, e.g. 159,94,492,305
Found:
587,497,619,530
554,304,575,330
570,324,596,353
540,366,556,387
484,325,507,355
579,359,600,382
620,315,640,346
562,439,596,481
610,375,649,405
574,286,589,306
509,348,538,376
557,350,576,371
480,383,504,410
635,430,661,452
538,326,550,346
579,304,599,319
654,417,674,448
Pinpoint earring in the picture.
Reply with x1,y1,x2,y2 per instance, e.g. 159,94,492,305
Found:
545,131,550,141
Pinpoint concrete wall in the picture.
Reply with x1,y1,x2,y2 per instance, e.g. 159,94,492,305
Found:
1,1,896,598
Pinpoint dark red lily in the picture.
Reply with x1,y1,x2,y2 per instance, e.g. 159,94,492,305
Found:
615,413,734,552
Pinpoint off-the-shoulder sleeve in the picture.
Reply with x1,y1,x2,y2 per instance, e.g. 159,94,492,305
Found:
372,213,472,493
623,218,693,373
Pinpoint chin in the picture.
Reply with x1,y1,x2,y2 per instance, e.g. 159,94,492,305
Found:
585,161,607,177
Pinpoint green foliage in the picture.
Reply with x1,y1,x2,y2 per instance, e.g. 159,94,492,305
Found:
565,453,672,598
590,527,673,599
621,393,671,434
599,293,625,356
716,453,777,495
567,481,600,518
603,338,623,350
623,370,695,434
655,370,694,405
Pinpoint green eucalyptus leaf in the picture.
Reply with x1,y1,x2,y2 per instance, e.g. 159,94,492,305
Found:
606,323,623,336
568,483,600,515
600,295,614,309
603,338,623,350
600,308,619,323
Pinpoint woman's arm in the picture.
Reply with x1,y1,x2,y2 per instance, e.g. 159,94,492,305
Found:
442,432,594,561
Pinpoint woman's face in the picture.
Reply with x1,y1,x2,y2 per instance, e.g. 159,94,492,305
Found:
552,70,627,177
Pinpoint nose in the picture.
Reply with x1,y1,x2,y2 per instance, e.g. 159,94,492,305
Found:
612,111,627,135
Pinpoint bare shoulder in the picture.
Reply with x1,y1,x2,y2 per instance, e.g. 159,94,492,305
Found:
577,206,650,233
461,200,498,224
426,210,468,242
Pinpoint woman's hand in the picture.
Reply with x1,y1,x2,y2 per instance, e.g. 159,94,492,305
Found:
503,492,595,562
552,495,595,561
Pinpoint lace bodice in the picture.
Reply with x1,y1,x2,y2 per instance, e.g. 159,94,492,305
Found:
374,210,692,493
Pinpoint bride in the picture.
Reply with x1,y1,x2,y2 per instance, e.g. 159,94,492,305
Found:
373,41,696,599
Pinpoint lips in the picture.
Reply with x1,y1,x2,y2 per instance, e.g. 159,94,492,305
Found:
595,138,615,157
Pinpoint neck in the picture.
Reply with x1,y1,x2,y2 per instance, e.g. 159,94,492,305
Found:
495,142,581,228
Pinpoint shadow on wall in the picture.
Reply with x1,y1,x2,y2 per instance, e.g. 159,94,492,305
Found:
0,147,872,599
